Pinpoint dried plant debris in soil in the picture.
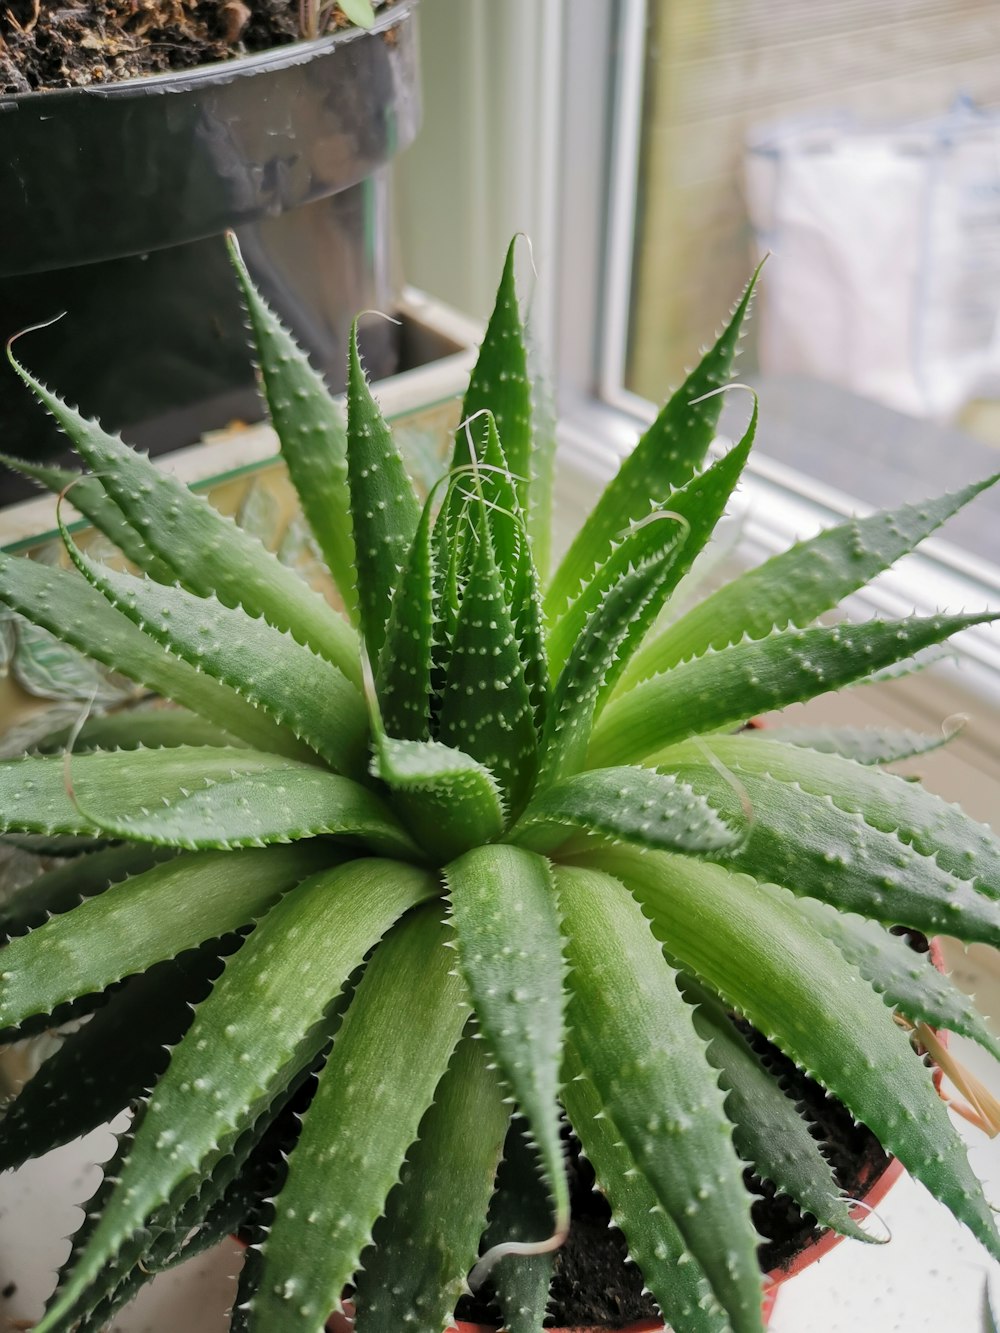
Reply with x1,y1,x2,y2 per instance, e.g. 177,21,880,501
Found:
0,0,359,93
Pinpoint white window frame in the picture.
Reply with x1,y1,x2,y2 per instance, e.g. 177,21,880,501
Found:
402,0,1000,707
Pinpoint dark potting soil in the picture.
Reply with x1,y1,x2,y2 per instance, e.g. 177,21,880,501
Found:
0,0,356,94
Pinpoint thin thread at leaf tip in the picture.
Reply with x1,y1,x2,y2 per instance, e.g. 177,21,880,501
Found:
467,1221,568,1291
838,1194,893,1244
355,308,404,328
6,311,68,358
687,382,757,407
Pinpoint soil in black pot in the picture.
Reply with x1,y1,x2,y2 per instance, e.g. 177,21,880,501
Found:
0,0,339,94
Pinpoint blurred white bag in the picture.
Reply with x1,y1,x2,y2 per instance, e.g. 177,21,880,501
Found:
745,100,1000,420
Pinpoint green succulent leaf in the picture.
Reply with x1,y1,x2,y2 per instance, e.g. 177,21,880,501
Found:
438,504,537,814
524,304,558,582
511,532,550,737
537,528,686,792
338,0,375,27
656,735,1000,945
545,265,760,622
0,841,174,937
249,902,468,1333
7,348,360,684
481,1121,557,1333
373,734,505,862
376,489,437,742
561,1047,728,1333
28,703,244,757
61,531,366,775
511,766,740,856
447,844,569,1240
762,723,955,766
0,844,328,1029
451,239,533,534
0,947,225,1172
587,846,1000,1262
227,235,358,622
353,1028,510,1333
545,512,688,685
29,704,244,757
548,416,756,681
624,473,999,685
789,895,1000,1060
591,611,996,768
346,322,421,669
680,976,870,1242
0,452,174,581
34,858,437,1333
0,552,300,758
457,411,523,593
556,864,764,1333
0,746,417,856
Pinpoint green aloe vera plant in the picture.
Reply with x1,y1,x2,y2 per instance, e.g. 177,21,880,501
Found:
1,237,999,1333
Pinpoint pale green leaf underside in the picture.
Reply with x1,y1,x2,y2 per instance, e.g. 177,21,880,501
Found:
556,865,764,1333
0,554,298,758
624,472,998,685
789,894,1000,1060
0,747,417,856
65,538,366,775
249,904,468,1333
682,978,869,1242
591,612,995,768
353,1029,509,1333
656,735,1000,946
30,704,244,757
588,846,1000,1262
447,844,568,1237
763,724,954,766
511,767,739,856
35,859,437,1333
0,843,329,1029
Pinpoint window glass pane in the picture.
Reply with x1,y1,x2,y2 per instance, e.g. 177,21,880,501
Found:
627,0,1000,467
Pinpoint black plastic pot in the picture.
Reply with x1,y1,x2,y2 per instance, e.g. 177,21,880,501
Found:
0,3,420,505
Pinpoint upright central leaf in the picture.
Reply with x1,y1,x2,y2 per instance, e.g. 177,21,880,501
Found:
451,240,533,530
437,504,537,815
346,323,421,669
